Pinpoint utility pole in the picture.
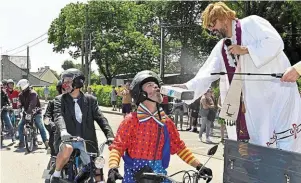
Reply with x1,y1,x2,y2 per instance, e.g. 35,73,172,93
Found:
27,46,29,79
88,33,92,86
81,30,84,73
160,24,165,79
84,4,89,89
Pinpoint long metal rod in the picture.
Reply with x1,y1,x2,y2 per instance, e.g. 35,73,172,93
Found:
211,72,283,78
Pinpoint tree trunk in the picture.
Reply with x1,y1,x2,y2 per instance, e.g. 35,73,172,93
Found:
244,1,251,17
179,46,188,75
105,76,113,85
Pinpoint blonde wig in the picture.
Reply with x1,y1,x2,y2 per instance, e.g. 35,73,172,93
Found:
201,2,237,29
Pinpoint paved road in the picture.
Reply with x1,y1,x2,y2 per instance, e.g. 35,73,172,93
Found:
0,110,224,183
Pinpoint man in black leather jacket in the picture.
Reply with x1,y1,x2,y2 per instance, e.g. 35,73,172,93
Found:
50,68,114,183
16,79,49,148
43,80,64,156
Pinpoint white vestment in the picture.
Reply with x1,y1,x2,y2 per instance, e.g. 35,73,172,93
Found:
185,15,301,153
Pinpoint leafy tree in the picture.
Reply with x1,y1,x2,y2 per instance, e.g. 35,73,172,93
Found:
48,2,86,58
61,60,75,70
139,1,218,75
48,1,159,84
90,72,101,85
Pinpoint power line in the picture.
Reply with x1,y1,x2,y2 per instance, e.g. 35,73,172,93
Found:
10,37,48,56
6,32,48,53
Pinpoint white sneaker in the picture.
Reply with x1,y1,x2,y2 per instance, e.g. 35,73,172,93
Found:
206,138,213,144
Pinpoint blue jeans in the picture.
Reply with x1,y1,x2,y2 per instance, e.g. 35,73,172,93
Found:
18,114,48,143
59,141,91,165
1,110,14,136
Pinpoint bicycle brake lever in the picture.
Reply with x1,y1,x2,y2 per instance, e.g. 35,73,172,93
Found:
199,175,213,179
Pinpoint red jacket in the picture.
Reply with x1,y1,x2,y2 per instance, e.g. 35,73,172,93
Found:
6,89,19,109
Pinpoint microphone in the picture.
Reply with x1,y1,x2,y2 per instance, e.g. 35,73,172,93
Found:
224,39,237,66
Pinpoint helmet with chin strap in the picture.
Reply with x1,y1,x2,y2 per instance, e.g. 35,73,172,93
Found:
130,70,163,106
61,68,85,92
16,79,30,91
7,79,14,84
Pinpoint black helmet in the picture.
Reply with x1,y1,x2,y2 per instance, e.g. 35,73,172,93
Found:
61,68,85,89
130,70,163,105
56,80,63,94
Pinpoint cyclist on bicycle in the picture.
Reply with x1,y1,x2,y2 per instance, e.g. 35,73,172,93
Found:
6,79,20,133
43,80,65,156
107,70,213,183
16,79,49,148
1,81,15,142
50,68,115,183
6,79,20,110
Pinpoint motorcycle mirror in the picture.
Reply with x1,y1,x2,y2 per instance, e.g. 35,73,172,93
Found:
207,145,218,156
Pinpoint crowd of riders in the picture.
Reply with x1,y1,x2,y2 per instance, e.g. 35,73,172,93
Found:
1,68,213,183
1,78,49,148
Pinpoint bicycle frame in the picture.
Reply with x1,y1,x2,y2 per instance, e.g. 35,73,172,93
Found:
61,137,106,183
73,139,107,183
23,112,38,152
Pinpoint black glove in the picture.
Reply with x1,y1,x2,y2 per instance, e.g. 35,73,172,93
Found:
196,164,213,183
107,168,123,183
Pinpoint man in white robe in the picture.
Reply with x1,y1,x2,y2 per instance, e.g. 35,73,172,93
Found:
175,2,301,153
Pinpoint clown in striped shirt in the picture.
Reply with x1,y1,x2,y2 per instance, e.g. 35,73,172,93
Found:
107,70,212,183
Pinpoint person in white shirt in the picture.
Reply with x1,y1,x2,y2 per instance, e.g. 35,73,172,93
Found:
174,2,301,153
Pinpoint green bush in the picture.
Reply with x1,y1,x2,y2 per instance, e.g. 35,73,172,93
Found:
34,85,58,100
91,85,113,107
34,84,119,107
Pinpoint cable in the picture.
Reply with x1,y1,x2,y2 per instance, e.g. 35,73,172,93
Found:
6,32,47,53
10,37,48,55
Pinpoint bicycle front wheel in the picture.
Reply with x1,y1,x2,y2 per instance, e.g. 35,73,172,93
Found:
24,126,35,152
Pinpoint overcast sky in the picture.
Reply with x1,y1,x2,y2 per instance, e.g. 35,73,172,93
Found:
0,0,98,74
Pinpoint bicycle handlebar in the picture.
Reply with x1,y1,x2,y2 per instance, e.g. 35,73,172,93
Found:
142,172,180,183
62,136,85,143
142,170,212,183
62,136,109,156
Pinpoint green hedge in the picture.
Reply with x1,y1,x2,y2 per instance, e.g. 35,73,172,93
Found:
33,84,122,107
91,85,122,107
34,85,58,100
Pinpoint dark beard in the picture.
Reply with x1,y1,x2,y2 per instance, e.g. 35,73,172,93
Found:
211,27,227,38
211,30,223,39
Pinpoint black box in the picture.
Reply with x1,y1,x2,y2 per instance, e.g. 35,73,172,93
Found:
223,139,301,183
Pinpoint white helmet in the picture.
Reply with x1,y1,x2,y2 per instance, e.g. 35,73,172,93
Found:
16,79,30,91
